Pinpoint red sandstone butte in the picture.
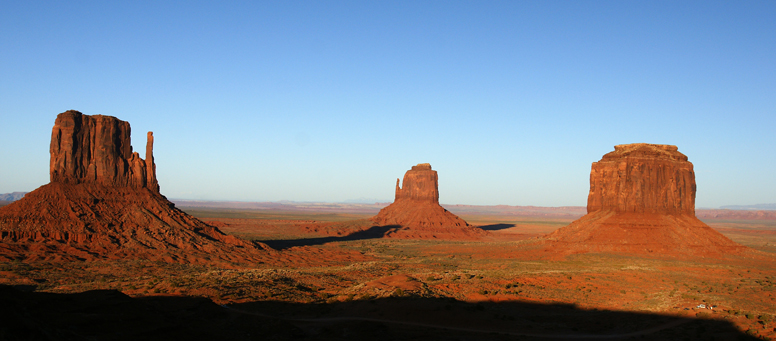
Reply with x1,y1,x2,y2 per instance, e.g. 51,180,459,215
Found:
50,111,159,192
371,163,485,239
0,110,270,264
546,143,744,257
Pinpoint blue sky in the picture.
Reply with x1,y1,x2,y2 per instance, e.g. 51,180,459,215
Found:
1,1,774,208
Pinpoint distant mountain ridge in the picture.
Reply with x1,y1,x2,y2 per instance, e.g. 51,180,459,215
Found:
719,203,776,210
0,192,27,201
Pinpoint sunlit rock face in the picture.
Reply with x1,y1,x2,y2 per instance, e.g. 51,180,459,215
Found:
586,143,696,215
394,163,439,203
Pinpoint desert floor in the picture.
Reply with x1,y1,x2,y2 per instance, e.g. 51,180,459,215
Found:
2,207,775,340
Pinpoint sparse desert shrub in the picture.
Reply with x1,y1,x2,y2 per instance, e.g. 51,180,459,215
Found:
393,288,404,297
451,275,460,281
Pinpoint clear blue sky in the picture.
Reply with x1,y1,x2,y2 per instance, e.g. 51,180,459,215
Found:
1,1,774,208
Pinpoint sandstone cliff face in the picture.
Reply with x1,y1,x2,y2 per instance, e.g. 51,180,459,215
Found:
587,143,696,215
547,143,743,257
50,110,159,192
394,163,439,202
372,164,484,239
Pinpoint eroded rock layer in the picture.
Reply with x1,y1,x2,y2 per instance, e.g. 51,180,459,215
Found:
372,164,485,239
547,143,744,257
0,110,270,264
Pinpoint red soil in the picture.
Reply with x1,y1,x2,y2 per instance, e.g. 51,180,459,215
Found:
0,182,271,264
545,210,746,257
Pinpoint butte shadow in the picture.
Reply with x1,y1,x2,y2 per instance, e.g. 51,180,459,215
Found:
261,223,401,250
0,110,272,265
544,143,747,258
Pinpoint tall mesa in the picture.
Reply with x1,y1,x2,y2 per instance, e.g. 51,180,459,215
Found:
546,143,744,257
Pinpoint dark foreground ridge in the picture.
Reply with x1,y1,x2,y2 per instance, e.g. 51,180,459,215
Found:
0,285,757,340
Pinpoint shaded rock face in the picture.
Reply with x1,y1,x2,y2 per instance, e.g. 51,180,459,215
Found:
50,110,159,192
0,110,270,264
372,164,484,239
547,144,744,258
587,143,695,215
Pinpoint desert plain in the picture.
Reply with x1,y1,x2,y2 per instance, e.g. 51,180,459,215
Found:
2,200,775,340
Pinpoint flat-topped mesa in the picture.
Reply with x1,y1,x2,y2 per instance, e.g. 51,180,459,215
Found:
50,110,159,192
587,143,695,215
394,163,439,203
545,143,745,257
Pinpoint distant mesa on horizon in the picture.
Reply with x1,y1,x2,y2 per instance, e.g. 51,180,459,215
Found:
719,203,776,211
546,143,746,257
0,110,270,263
0,192,27,202
371,163,486,239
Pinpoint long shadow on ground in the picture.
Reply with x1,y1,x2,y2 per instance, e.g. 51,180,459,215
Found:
0,285,760,340
262,224,401,250
478,223,516,231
